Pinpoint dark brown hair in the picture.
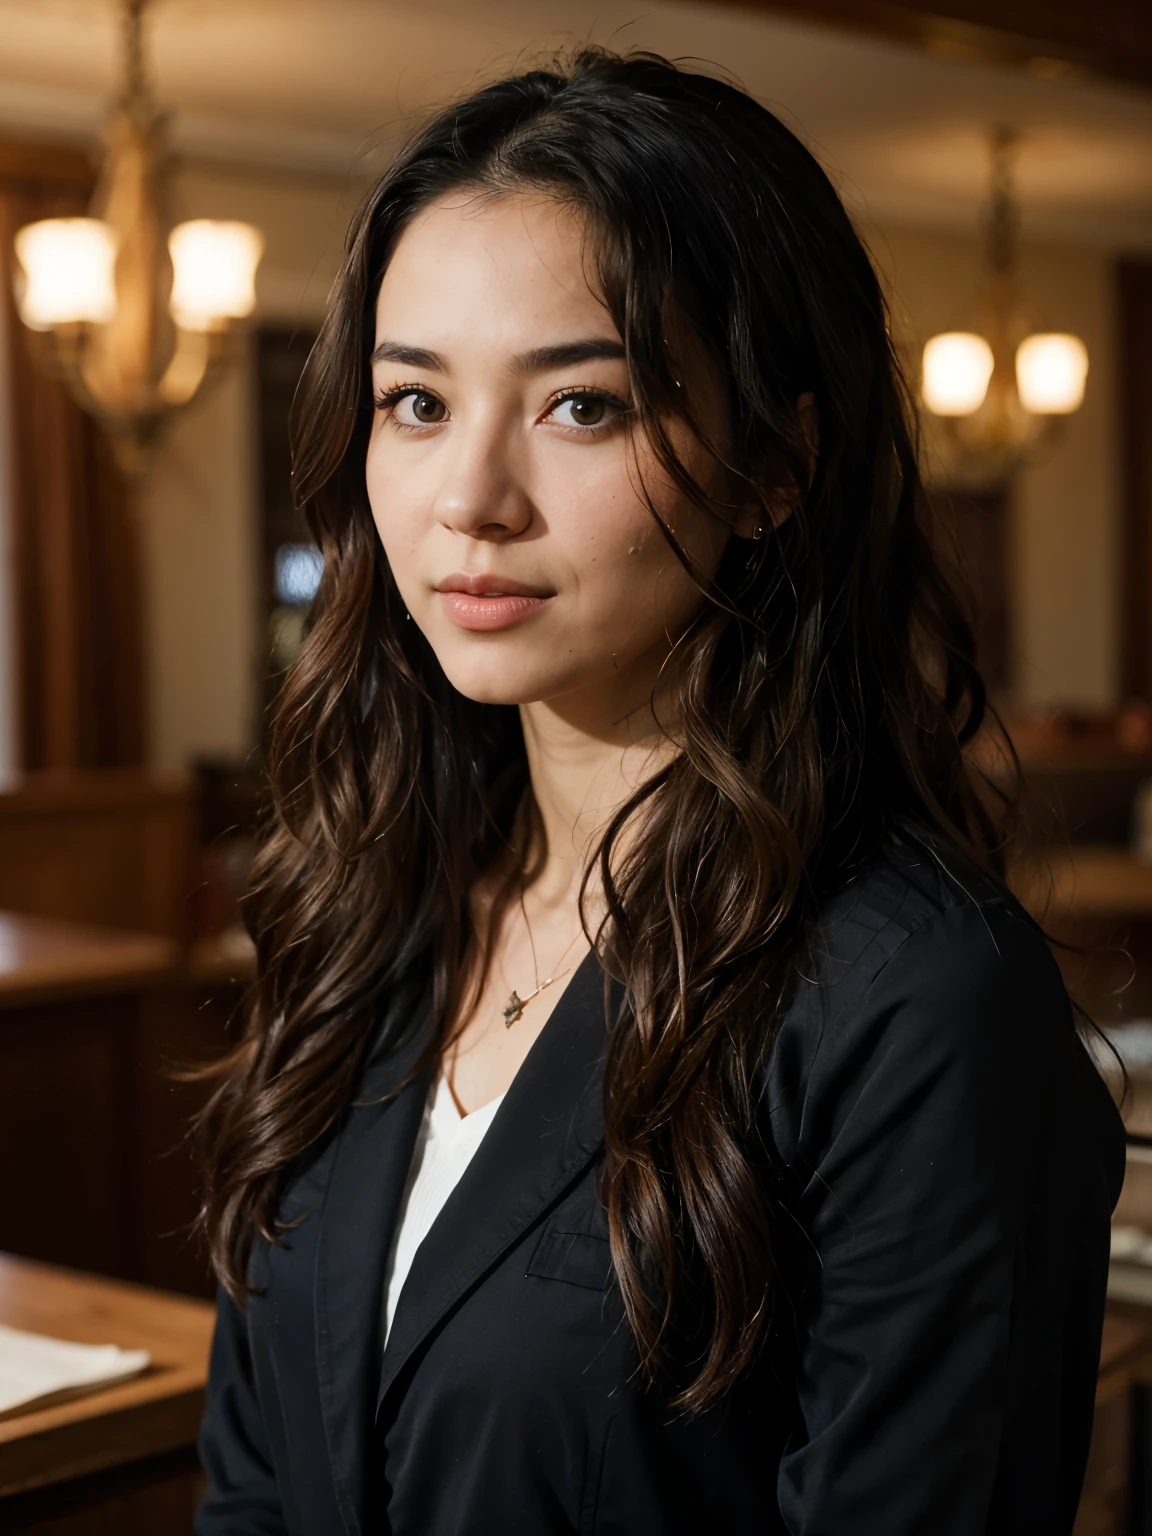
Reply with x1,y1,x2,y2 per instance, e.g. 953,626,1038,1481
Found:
197,49,1008,1412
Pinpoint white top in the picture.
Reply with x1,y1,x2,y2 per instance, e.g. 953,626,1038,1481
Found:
382,1074,505,1344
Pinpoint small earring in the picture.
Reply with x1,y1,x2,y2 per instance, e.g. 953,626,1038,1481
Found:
405,610,412,621
752,521,765,541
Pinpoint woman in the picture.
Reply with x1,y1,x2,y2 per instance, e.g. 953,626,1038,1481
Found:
195,49,1123,1535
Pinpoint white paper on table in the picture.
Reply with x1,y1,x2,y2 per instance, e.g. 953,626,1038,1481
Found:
0,1323,150,1416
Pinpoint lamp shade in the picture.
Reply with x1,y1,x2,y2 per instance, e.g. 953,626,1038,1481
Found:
921,332,995,416
1015,333,1088,415
13,218,118,328
168,219,264,330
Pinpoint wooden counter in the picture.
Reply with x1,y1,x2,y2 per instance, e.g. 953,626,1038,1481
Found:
1014,846,1152,922
0,912,226,1295
0,1253,213,1529
1076,1299,1152,1535
0,770,193,942
1008,847,1152,1019
0,912,176,1008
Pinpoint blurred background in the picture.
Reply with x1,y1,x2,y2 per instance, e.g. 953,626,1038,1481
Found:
0,0,1149,1530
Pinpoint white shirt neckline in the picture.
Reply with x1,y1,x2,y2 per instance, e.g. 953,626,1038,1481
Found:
430,1073,505,1139
382,1074,507,1344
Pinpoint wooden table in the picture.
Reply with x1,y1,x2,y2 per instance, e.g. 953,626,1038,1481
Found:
0,1253,214,1531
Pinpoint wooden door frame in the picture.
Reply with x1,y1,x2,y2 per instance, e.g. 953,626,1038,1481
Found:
0,135,145,769
1119,260,1152,702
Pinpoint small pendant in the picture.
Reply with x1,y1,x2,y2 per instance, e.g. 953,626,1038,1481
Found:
502,973,562,1028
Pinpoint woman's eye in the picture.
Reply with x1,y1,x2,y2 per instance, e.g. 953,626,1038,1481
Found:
392,391,447,426
547,392,624,430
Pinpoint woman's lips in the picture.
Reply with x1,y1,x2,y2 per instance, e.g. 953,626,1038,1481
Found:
434,576,552,632
438,590,551,631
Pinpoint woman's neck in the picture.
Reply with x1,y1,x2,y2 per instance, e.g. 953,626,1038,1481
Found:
518,655,675,907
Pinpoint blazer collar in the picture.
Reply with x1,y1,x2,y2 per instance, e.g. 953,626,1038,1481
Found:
313,983,433,1536
311,947,610,1536
376,945,609,1410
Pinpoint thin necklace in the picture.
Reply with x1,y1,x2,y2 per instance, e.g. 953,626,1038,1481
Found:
502,883,586,1028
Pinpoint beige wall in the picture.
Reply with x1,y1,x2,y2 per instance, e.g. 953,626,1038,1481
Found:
140,359,258,772
142,165,360,771
873,223,1118,712
140,173,1122,770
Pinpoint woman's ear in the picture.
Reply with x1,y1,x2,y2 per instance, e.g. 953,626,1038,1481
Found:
733,391,820,538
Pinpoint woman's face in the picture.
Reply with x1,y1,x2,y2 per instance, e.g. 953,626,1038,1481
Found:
366,191,734,716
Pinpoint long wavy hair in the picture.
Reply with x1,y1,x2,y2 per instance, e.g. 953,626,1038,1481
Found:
197,48,1010,1413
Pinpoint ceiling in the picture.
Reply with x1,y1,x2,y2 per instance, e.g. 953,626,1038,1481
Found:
0,0,1149,248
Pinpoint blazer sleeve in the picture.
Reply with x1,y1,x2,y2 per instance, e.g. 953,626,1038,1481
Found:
773,898,1113,1534
196,1287,288,1536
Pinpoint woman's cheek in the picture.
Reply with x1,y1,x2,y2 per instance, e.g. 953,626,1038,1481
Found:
581,538,688,662
366,474,426,599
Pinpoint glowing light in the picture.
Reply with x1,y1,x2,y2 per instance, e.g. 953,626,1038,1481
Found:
921,332,995,416
169,220,264,330
14,218,117,328
275,544,323,606
1015,333,1088,415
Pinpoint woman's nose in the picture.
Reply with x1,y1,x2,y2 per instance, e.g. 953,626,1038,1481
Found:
431,415,533,541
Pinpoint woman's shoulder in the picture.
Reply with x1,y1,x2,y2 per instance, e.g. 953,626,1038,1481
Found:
800,817,1041,1002
765,816,1125,1239
767,819,1081,1128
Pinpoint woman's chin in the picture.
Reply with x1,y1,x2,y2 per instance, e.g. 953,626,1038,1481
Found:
437,650,613,710
438,659,558,709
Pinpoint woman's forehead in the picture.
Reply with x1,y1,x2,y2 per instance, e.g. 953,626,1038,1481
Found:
374,192,613,355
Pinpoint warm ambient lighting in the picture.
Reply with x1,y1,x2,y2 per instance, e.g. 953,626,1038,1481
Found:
16,216,264,337
921,332,995,416
1015,332,1089,415
13,219,118,328
918,129,1087,482
9,0,263,476
169,220,264,330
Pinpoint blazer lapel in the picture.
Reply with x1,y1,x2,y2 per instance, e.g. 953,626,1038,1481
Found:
376,946,609,1412
314,984,434,1536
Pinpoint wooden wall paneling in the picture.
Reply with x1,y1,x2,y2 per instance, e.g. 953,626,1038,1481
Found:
1120,260,1152,702
134,980,242,1298
0,772,194,941
1,185,85,770
931,485,1011,692
0,979,237,1296
0,1449,203,1535
0,142,93,189
0,144,145,771
0,913,237,1297
0,996,138,1278
79,424,146,768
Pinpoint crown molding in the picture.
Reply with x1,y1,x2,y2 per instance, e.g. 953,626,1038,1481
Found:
716,0,1152,91
0,77,386,183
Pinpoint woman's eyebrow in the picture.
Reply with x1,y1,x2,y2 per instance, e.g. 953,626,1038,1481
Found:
511,338,626,373
368,337,626,372
370,340,446,369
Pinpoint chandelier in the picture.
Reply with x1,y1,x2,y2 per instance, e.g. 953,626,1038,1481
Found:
920,129,1088,487
11,0,263,477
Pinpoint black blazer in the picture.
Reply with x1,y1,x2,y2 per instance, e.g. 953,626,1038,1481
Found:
196,829,1125,1535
